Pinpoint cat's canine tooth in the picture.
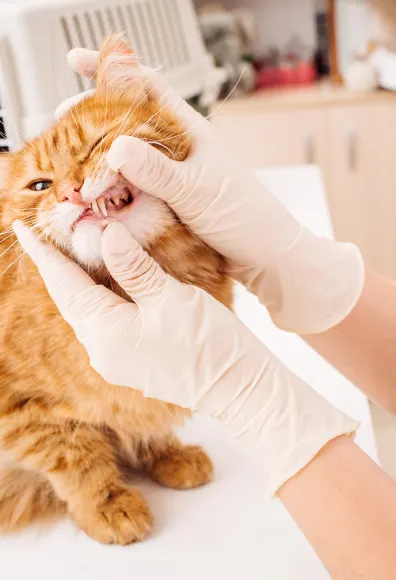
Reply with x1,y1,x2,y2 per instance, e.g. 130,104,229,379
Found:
113,195,122,206
97,197,107,217
92,199,100,215
120,194,128,202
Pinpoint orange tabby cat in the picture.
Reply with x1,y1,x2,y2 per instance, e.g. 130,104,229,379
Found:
0,35,233,545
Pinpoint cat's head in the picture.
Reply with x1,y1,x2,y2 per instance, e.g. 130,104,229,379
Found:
0,34,190,268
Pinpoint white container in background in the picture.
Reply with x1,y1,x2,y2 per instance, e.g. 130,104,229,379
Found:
344,57,378,92
369,46,396,92
0,0,219,151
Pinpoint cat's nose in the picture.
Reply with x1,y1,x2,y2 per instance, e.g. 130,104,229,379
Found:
58,181,84,204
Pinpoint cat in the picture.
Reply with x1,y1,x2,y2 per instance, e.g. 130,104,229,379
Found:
0,34,233,545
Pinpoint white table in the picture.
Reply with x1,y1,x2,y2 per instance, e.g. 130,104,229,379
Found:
0,166,378,580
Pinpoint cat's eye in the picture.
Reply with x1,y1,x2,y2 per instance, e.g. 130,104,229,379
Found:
28,180,53,192
88,135,107,157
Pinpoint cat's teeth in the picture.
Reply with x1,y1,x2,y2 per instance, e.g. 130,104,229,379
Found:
120,193,128,202
97,197,108,217
113,195,121,206
92,199,100,215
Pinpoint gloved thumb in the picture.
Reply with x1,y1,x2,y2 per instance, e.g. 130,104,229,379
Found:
107,136,184,205
101,222,168,304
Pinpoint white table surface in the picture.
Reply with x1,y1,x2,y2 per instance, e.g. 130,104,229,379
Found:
0,165,378,580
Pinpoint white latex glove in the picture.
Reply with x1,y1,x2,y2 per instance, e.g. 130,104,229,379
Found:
57,48,365,335
14,220,358,496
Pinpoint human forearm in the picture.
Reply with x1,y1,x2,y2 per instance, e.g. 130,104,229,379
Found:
279,435,396,579
303,268,396,415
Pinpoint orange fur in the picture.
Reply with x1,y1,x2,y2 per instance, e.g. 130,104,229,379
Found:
0,35,232,544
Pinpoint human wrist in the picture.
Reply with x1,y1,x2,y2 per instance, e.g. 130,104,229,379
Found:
193,327,359,496
239,230,365,335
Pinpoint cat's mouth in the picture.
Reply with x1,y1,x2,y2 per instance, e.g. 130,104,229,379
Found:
72,182,138,230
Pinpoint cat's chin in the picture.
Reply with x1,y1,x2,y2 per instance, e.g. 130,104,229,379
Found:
71,221,104,268
70,193,177,268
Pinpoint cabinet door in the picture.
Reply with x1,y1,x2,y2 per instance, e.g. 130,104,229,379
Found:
326,103,396,280
212,109,328,171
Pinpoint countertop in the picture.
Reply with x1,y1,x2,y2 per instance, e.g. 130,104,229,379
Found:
0,165,378,580
213,81,396,113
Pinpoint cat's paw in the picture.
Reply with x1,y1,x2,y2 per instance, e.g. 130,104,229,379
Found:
75,488,153,545
150,445,213,490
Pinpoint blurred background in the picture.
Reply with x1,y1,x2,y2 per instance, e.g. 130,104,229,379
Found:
196,0,396,284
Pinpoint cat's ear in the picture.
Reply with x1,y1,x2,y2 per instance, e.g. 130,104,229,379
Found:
96,33,148,102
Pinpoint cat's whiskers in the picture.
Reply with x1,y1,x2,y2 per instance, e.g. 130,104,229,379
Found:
128,92,190,157
110,88,184,160
0,220,53,279
0,216,38,240
121,70,245,161
55,75,83,134
6,208,41,212
98,76,111,163
81,66,97,133
145,140,176,159
94,79,162,177
0,231,14,242
0,238,25,259
12,128,38,157
98,86,187,168
0,208,71,270
65,74,84,132
115,70,243,164
0,223,35,245
0,218,43,249
120,83,166,138
102,76,153,151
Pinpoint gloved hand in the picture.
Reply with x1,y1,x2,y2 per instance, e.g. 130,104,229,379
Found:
56,48,365,335
14,220,358,496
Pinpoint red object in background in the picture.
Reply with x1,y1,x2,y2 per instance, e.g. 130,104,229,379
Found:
256,61,317,89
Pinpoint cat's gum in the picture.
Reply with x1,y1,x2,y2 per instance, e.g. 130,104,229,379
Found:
72,179,138,230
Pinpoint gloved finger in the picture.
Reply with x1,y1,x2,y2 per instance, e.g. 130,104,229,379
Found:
55,89,95,119
68,48,99,77
101,222,168,305
107,136,187,206
13,221,101,325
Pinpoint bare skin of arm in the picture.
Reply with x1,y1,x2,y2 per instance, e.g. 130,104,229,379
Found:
302,268,396,414
284,272,396,577
278,435,396,579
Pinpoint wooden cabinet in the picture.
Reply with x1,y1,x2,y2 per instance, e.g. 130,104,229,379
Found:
213,109,328,169
212,85,396,280
326,103,396,279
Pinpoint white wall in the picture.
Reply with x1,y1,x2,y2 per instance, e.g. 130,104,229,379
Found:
194,0,317,56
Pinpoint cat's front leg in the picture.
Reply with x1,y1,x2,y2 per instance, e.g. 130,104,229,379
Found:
1,417,152,544
134,435,214,490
